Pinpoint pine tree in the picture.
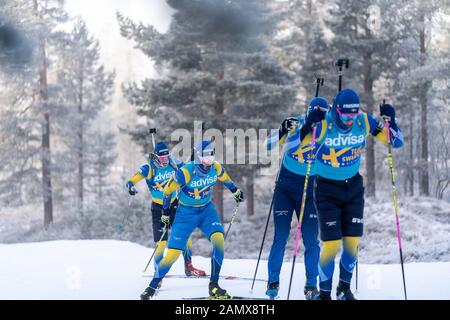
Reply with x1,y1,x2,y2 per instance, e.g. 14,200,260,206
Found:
271,0,336,110
53,18,115,216
325,0,411,197
118,0,295,218
396,0,450,197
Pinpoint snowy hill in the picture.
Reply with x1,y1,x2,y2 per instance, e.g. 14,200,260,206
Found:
0,240,448,300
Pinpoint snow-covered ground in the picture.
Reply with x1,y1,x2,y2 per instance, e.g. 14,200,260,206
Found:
0,240,448,300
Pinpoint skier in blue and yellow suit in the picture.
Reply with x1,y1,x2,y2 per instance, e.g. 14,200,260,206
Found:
299,88,404,300
126,142,205,279
140,140,244,300
265,97,329,300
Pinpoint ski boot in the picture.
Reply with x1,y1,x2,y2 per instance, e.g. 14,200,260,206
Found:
185,261,206,277
336,281,356,300
265,282,279,300
318,290,332,300
304,286,320,300
140,286,156,300
209,281,232,299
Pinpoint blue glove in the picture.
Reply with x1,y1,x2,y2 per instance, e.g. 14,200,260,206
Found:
380,104,398,131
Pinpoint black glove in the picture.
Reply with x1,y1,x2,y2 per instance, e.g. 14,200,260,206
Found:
279,117,300,136
305,107,326,127
171,198,179,211
300,107,325,139
126,182,137,196
380,103,398,131
232,189,244,203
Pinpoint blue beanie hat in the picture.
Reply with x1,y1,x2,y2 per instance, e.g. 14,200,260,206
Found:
332,88,360,114
308,96,329,113
194,140,215,156
154,142,169,156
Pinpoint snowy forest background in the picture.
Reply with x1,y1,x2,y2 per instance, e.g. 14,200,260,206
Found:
0,0,449,264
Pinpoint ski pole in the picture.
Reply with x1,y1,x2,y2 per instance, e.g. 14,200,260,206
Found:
382,102,407,300
142,224,169,273
355,245,359,292
250,77,325,293
224,202,240,240
286,125,317,300
250,142,287,292
116,196,134,233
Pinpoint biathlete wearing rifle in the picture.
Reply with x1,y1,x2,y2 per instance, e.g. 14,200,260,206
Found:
264,97,329,299
125,142,194,270
299,89,404,299
142,141,244,299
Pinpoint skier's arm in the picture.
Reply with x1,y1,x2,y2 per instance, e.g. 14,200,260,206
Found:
299,119,327,146
365,113,404,148
162,167,190,209
213,161,238,193
266,129,288,151
266,117,301,151
125,164,151,193
213,161,244,202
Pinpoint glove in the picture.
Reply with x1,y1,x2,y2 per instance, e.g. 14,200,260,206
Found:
280,117,300,136
126,182,138,196
161,209,170,226
232,189,244,203
300,107,326,139
171,198,179,211
380,103,398,131
305,107,326,127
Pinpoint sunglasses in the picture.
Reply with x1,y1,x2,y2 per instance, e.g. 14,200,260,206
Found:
157,155,169,162
336,108,361,122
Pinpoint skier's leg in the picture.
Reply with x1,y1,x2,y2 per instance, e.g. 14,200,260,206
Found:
153,241,167,269
339,236,359,284
267,187,295,285
151,202,168,268
183,236,193,262
209,232,225,282
149,204,198,289
339,174,364,289
149,248,183,289
168,203,193,263
198,203,225,282
318,240,341,292
314,177,344,294
299,192,320,288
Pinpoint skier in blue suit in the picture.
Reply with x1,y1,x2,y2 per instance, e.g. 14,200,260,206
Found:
265,97,329,300
299,88,404,300
140,140,244,300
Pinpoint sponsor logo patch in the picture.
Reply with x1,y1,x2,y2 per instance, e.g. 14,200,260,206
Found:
325,133,365,147
352,218,364,224
325,221,337,227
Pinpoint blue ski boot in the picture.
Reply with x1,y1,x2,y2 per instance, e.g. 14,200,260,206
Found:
265,282,279,300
